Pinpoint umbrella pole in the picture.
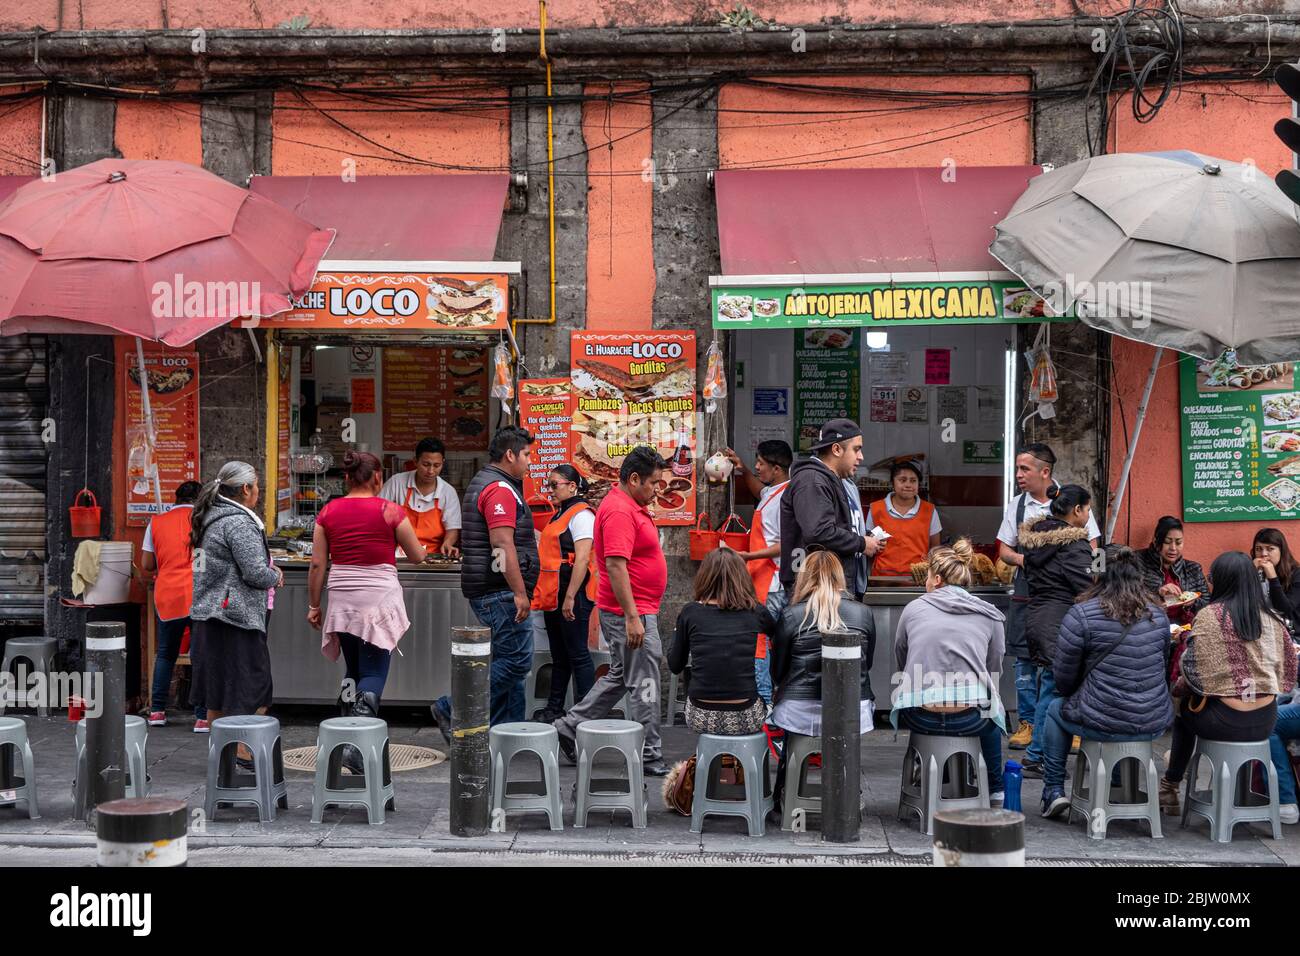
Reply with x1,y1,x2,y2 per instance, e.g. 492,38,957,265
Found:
1104,346,1163,544
135,337,164,513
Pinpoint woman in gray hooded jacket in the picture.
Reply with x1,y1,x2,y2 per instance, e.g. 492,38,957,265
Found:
189,461,281,721
891,538,1007,802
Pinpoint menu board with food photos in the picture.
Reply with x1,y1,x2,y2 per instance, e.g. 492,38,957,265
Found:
569,331,696,525
382,346,489,452
118,339,200,524
1180,353,1300,522
519,379,575,501
794,328,861,452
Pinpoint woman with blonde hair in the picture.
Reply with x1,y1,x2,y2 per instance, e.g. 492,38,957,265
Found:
769,550,876,811
890,538,1007,805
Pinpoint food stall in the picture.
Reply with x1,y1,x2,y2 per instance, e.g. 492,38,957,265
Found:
709,165,1072,704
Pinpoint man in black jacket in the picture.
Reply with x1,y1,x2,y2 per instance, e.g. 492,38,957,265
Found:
779,418,882,600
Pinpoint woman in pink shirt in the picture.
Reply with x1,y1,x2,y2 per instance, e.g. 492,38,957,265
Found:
308,451,426,773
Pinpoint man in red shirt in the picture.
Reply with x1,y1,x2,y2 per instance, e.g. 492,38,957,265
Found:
554,446,671,775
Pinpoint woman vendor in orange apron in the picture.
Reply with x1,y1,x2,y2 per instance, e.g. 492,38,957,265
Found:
867,459,942,577
530,464,598,723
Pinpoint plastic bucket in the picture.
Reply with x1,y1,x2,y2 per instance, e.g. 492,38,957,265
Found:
83,541,133,605
527,495,555,533
69,488,101,538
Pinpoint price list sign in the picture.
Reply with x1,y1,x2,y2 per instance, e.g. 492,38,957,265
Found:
118,340,200,523
519,379,575,501
383,347,490,452
793,328,861,452
1179,355,1299,521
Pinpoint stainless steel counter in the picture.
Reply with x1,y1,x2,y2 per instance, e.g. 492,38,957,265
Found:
267,562,475,705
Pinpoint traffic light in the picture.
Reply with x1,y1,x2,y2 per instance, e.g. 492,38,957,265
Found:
1274,63,1300,205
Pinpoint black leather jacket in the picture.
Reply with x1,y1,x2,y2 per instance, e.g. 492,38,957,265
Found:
769,592,876,704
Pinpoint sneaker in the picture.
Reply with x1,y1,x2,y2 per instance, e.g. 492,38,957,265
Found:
1159,778,1181,816
1282,804,1300,825
1020,758,1044,779
990,790,1005,808
431,702,452,746
147,711,167,727
1008,720,1033,750
1040,786,1070,819
1070,735,1082,754
192,719,210,734
642,759,670,777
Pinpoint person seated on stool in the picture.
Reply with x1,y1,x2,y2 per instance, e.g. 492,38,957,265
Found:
1162,551,1297,819
890,539,1006,806
1037,546,1173,820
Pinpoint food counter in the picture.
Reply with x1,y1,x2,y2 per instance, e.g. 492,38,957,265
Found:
862,577,1016,710
267,558,475,705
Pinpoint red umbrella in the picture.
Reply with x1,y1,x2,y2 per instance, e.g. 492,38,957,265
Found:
0,159,333,345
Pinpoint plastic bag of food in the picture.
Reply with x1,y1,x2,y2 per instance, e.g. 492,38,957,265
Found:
126,424,157,494
1026,344,1058,405
702,338,726,412
490,342,514,412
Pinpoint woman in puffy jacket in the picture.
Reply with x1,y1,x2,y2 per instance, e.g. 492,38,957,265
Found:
1038,545,1173,820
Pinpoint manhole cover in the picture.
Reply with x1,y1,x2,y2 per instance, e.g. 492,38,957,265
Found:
282,744,446,773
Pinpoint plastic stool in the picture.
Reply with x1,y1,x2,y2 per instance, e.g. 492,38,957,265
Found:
781,733,822,831
490,722,563,830
1181,738,1281,842
311,716,394,825
898,733,989,836
73,715,150,820
573,719,647,828
1067,739,1163,839
204,715,288,823
2,637,58,716
665,665,691,726
0,716,39,818
691,732,773,837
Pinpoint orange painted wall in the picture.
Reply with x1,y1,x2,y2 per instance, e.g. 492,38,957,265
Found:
115,98,203,165
583,86,654,330
1106,80,1294,566
0,91,43,175
719,75,1033,169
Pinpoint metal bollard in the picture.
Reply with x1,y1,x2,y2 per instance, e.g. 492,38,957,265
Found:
820,627,861,843
449,624,491,837
84,621,126,828
96,798,188,867
932,808,1025,867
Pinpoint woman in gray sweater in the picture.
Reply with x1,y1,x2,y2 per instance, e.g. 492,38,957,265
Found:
189,461,281,722
891,538,1007,803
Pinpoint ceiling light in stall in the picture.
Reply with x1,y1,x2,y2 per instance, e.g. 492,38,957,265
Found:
865,331,888,350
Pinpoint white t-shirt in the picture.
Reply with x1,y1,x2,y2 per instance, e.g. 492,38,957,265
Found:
142,504,192,553
756,481,788,569
997,485,1101,547
882,493,942,536
379,472,463,529
567,507,595,542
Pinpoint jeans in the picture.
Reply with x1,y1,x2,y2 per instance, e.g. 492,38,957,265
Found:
897,707,1004,794
1026,667,1058,763
1014,659,1039,728
542,590,595,712
1041,697,1157,790
338,632,392,700
1269,702,1300,806
436,590,535,726
754,654,773,706
150,616,206,719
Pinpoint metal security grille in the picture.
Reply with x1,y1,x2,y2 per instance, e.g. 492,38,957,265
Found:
0,335,48,623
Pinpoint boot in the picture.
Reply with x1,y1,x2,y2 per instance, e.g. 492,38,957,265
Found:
1159,778,1181,816
342,691,381,775
335,686,351,718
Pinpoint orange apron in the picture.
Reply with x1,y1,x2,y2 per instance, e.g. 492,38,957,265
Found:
150,506,194,622
403,483,446,552
867,496,936,576
531,501,599,612
746,480,788,658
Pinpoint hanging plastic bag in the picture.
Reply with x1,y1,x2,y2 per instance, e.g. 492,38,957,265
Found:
491,341,514,413
702,338,726,412
1024,323,1058,418
126,424,157,496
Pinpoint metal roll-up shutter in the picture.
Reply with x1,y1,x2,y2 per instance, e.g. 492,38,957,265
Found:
0,335,48,623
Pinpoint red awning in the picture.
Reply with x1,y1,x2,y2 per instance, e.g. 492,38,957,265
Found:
250,174,510,261
714,166,1042,277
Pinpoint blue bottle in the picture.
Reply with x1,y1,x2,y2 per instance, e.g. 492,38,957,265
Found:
1003,760,1023,812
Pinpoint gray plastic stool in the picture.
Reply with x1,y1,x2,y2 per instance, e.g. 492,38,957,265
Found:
73,715,149,820
898,733,989,836
311,716,394,825
1067,739,1163,839
0,716,39,818
2,637,58,716
204,715,288,823
781,733,822,831
1181,738,1282,842
665,664,690,726
490,722,563,830
691,732,773,837
573,719,647,828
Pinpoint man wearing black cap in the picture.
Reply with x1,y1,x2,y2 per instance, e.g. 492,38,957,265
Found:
779,418,882,600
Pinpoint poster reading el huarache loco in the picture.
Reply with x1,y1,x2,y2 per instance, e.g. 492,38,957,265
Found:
118,339,200,524
569,331,697,525
520,379,575,502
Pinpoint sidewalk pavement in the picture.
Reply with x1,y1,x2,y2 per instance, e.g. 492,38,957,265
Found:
1,709,1297,866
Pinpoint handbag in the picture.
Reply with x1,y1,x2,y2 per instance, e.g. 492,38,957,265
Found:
662,756,697,815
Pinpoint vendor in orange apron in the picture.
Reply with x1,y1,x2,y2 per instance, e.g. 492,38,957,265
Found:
867,459,941,577
530,465,598,723
736,470,792,707
379,438,462,556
